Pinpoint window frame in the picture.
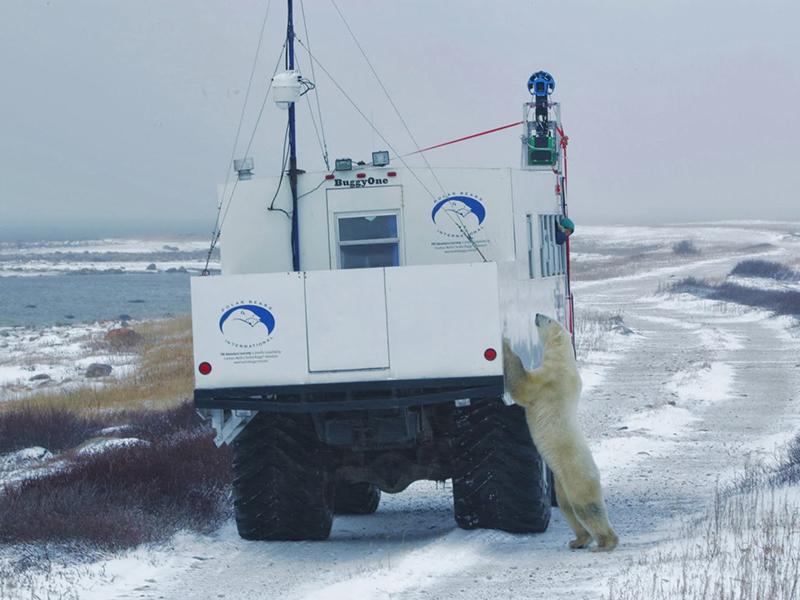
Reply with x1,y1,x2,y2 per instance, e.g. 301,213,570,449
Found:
538,213,566,278
526,213,535,278
334,210,403,270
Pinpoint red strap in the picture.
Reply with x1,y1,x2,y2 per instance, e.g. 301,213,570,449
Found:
556,125,569,149
555,125,569,182
404,121,524,157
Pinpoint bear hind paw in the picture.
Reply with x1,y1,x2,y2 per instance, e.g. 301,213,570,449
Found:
568,535,592,550
590,533,619,552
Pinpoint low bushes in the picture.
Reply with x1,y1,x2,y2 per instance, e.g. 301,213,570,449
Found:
0,401,203,456
0,403,231,550
0,408,105,455
672,240,700,256
730,259,798,281
671,278,800,317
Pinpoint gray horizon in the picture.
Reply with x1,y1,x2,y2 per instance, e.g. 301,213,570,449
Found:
1,0,798,241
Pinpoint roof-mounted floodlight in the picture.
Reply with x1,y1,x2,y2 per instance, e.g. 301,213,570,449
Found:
272,70,303,109
372,150,390,167
233,157,254,181
335,158,353,171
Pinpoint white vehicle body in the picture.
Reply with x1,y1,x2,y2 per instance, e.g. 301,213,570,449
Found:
191,165,571,426
191,50,572,537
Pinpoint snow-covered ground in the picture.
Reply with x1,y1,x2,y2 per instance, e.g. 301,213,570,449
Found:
0,320,138,400
2,222,799,599
0,237,218,277
0,239,210,257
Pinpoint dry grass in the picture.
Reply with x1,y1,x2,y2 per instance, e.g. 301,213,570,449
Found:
606,435,800,600
2,316,194,415
574,308,631,357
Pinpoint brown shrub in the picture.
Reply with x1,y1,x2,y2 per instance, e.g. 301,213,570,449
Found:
0,402,204,455
0,423,231,550
0,407,105,454
104,328,144,350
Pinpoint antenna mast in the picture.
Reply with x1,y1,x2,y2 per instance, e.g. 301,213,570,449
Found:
287,0,300,271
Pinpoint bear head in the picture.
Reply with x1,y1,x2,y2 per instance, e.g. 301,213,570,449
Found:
534,313,570,352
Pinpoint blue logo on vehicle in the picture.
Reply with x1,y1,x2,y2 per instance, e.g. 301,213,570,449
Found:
219,303,275,347
431,194,486,238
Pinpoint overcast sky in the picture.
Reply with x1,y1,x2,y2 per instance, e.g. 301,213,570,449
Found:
1,0,798,240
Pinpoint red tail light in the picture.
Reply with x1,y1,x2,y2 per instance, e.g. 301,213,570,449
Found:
356,172,366,179
325,174,335,180
484,348,497,361
198,361,212,375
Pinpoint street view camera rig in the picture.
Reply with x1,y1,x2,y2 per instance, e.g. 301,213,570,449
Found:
523,71,558,168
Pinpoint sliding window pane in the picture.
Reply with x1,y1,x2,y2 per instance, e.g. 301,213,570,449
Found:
338,215,398,242
340,243,400,269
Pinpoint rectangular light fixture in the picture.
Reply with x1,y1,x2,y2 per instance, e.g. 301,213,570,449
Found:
335,158,353,171
233,157,254,181
372,150,390,167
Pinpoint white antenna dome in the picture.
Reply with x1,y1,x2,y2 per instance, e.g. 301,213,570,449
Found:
272,70,303,109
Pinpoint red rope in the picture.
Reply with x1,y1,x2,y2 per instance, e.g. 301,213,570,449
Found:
555,124,575,335
403,121,523,157
555,125,569,180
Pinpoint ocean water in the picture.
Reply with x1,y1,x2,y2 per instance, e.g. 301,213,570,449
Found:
0,273,192,327
0,238,218,328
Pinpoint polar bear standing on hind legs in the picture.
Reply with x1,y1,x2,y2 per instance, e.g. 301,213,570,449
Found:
503,314,618,552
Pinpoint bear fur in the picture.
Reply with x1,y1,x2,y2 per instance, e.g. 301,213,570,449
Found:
503,314,618,551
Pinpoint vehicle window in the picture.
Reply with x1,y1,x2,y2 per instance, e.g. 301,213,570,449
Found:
337,213,401,269
526,214,535,278
539,214,566,277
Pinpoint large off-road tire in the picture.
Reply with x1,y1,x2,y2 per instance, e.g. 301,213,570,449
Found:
232,412,334,541
452,399,550,533
334,482,381,515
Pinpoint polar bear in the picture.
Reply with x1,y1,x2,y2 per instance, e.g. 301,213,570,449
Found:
503,314,618,551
